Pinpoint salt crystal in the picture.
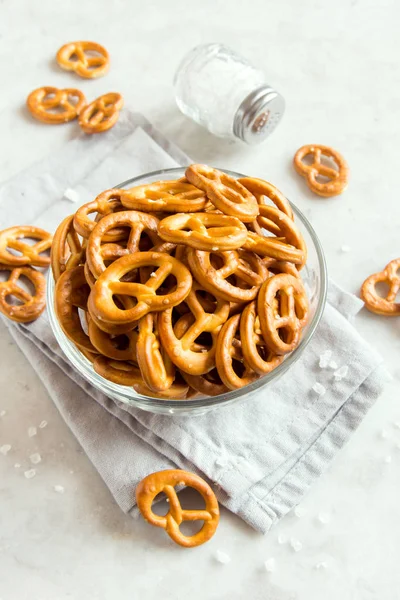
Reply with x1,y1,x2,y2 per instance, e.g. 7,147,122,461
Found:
39,420,48,429
340,245,351,253
14,463,21,469
24,469,36,479
0,410,6,417
318,512,331,524
215,457,226,468
380,429,389,439
54,485,65,493
28,427,37,438
318,350,332,368
333,365,349,380
0,444,11,456
212,247,219,251
289,538,303,552
150,272,157,278
168,409,174,414
29,453,41,465
264,558,276,572
294,506,306,518
215,550,231,564
315,561,328,570
277,534,286,544
329,360,338,370
384,455,392,464
63,188,80,203
312,382,326,397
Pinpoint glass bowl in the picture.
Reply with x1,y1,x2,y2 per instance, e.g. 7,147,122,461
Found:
47,167,327,416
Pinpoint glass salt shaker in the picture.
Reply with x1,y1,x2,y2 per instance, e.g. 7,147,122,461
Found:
174,43,285,145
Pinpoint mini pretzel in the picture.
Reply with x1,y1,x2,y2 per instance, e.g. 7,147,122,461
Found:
136,313,175,391
238,177,293,220
133,381,189,399
158,213,248,252
181,369,229,397
293,145,349,197
87,316,138,361
215,314,260,390
78,93,123,134
88,252,192,326
0,226,52,267
240,301,284,374
186,164,259,223
257,273,308,355
243,231,305,265
136,470,219,548
73,189,126,240
0,265,46,323
121,180,207,213
188,248,267,302
87,210,161,278
51,215,84,281
93,356,143,385
255,205,307,267
56,41,109,79
360,258,400,316
26,87,86,124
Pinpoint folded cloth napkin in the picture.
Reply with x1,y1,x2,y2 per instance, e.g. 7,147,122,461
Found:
0,112,387,533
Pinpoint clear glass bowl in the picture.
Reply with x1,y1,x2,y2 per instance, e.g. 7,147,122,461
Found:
47,167,327,416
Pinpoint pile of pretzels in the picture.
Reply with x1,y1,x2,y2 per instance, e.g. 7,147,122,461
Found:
52,164,309,398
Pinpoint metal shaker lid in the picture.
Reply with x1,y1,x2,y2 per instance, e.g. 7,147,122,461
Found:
233,86,285,145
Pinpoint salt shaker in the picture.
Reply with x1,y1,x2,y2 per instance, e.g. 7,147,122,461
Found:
174,43,285,145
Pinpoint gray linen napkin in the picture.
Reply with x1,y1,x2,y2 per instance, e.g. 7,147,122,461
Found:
0,112,387,533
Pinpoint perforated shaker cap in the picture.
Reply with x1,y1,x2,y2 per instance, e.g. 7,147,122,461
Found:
233,86,285,145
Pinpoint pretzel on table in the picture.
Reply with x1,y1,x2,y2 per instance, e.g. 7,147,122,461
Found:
360,258,400,316
293,144,349,197
0,226,52,267
27,87,86,124
0,265,46,323
56,41,109,79
78,93,123,134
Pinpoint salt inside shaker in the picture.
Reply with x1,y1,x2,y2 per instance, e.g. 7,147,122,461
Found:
174,43,285,145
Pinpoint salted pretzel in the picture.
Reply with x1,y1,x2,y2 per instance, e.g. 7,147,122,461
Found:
255,205,307,267
73,189,126,240
0,265,46,323
360,258,400,316
55,266,96,353
0,226,52,267
56,41,109,79
240,301,284,374
257,273,308,355
136,313,175,391
180,369,228,397
215,314,260,390
93,356,143,385
78,93,123,134
238,177,294,220
88,252,192,326
293,145,349,197
186,164,259,223
158,283,229,375
51,215,84,281
188,248,267,302
133,381,190,399
87,210,161,278
87,316,138,361
158,212,248,252
243,231,305,265
27,87,86,124
121,180,207,213
136,470,219,547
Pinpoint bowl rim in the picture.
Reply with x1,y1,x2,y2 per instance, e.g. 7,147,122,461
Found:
47,166,328,411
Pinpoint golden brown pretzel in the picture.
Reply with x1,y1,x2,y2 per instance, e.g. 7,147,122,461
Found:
87,316,138,361
51,215,84,281
256,205,307,268
0,265,46,323
158,212,248,252
88,252,192,326
0,226,52,267
215,314,260,390
121,180,207,213
293,144,349,197
93,356,143,385
55,266,97,353
238,177,294,220
158,283,229,375
56,41,109,79
26,87,86,124
243,231,305,265
257,273,308,355
136,470,219,548
240,301,284,374
133,381,189,399
188,248,267,302
360,258,400,316
136,313,175,391
78,93,123,134
87,210,161,278
180,369,229,397
73,189,126,240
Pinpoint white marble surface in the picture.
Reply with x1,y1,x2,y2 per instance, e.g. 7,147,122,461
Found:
1,1,400,598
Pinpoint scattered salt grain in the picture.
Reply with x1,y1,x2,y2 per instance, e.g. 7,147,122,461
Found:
0,410,6,417
39,420,48,429
333,365,349,380
63,188,80,203
215,550,231,564
168,409,174,414
54,485,65,493
14,463,21,469
289,538,303,552
215,457,226,468
212,247,219,251
315,561,328,570
312,382,326,397
318,350,332,368
329,360,338,370
318,512,331,524
340,245,351,253
0,444,11,456
28,427,37,438
384,455,392,464
277,534,286,544
29,453,41,465
150,272,157,278
264,558,276,573
294,506,306,518
24,469,36,479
